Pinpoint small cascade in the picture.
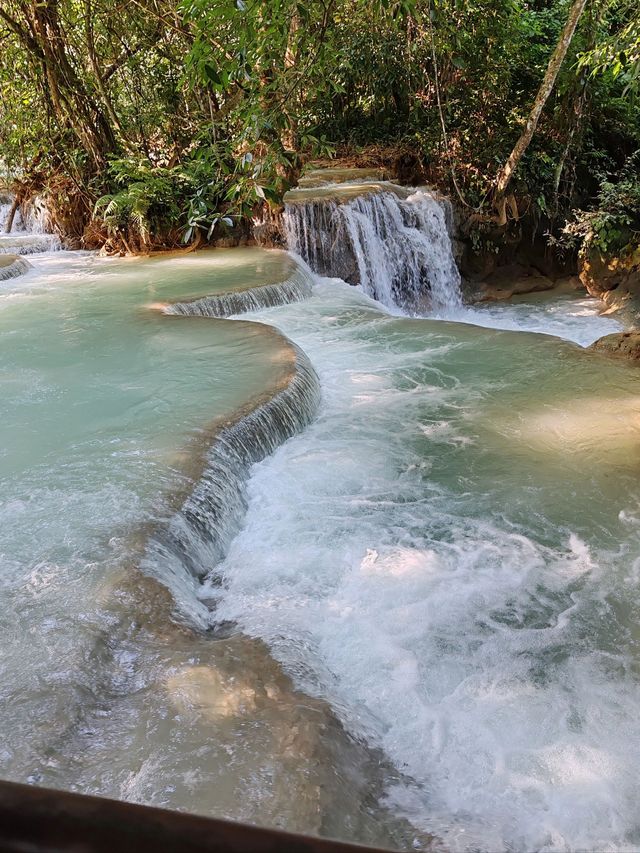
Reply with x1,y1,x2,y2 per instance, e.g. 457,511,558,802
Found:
0,256,32,281
0,194,60,254
0,200,16,231
0,234,62,255
284,183,462,314
164,266,313,318
21,196,54,234
142,336,320,610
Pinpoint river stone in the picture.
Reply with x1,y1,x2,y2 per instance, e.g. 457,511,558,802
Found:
589,331,640,363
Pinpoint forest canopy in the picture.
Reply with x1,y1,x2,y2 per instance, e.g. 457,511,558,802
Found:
0,0,638,255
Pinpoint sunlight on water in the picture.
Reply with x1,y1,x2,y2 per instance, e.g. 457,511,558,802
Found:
445,293,622,346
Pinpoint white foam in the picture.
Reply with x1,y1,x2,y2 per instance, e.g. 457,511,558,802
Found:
201,278,640,851
444,297,622,347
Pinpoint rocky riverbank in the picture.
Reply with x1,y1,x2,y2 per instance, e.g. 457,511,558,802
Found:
589,331,640,362
580,248,640,315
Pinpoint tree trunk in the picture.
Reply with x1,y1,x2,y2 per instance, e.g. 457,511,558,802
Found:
494,0,588,198
0,1,116,168
552,81,587,217
281,9,300,152
84,0,127,143
4,195,22,233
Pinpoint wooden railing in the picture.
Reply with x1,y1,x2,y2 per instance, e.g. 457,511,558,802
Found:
0,780,394,853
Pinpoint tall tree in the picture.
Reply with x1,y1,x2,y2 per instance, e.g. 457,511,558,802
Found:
494,0,588,199
0,0,116,166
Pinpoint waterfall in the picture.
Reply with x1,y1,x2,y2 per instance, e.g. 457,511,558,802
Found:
142,333,320,615
21,196,54,234
164,266,313,318
147,256,320,621
0,235,62,255
0,200,17,231
0,194,60,254
284,184,462,314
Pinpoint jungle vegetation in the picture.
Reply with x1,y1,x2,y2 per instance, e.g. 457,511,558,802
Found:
0,0,638,257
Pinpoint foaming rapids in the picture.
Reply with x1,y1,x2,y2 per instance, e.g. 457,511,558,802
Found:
284,184,462,314
164,265,313,318
142,336,320,619
196,279,640,852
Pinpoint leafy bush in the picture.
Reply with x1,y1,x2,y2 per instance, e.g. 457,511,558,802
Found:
93,149,285,249
94,160,190,248
559,151,640,257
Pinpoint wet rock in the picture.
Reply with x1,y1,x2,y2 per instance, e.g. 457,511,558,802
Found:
253,220,286,248
392,150,426,185
297,167,390,188
472,263,556,302
458,213,578,289
0,253,18,270
580,247,640,312
589,331,640,363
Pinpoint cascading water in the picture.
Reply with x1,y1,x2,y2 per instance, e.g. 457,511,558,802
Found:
3,171,637,852
164,265,314,318
1,248,421,849
284,183,462,314
0,256,31,281
199,279,635,853
0,194,60,254
0,199,14,231
143,336,320,618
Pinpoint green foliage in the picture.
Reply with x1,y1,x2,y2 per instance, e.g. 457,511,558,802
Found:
1,0,639,251
92,144,299,247
94,160,189,246
560,151,640,256
580,2,640,97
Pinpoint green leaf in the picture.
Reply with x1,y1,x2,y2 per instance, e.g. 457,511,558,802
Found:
203,62,222,85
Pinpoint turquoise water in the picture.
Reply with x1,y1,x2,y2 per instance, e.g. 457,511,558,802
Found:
0,249,395,841
3,244,640,852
